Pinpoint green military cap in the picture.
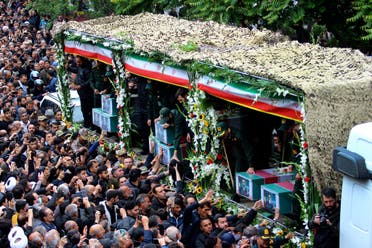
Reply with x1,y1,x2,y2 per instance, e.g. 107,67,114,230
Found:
159,107,170,124
216,122,227,137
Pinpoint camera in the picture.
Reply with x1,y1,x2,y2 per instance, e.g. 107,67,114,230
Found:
137,215,142,221
319,213,328,225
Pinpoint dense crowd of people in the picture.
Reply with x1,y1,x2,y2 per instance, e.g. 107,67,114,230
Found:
0,1,340,248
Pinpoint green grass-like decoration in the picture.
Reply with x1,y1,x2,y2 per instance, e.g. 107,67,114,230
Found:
179,40,199,52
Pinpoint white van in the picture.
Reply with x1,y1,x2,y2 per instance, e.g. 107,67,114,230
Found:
333,122,372,248
40,90,83,123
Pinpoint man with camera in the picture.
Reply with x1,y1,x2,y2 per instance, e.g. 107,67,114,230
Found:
309,187,340,248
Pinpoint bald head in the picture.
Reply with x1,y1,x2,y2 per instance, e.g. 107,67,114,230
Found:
29,231,43,247
64,220,79,233
45,229,60,248
119,185,132,199
85,185,95,195
89,224,105,239
165,226,181,242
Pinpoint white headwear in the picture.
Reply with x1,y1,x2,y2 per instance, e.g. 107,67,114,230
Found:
5,177,16,192
9,227,27,248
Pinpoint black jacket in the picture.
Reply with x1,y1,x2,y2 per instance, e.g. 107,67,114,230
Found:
309,202,340,248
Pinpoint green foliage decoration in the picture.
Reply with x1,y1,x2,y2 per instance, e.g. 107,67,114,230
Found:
178,40,199,52
186,61,301,101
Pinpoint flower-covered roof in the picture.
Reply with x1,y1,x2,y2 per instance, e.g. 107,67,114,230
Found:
57,12,371,94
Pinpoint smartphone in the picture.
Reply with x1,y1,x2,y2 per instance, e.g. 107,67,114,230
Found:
158,224,165,236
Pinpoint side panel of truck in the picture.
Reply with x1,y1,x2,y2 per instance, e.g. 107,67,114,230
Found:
340,122,372,248
340,177,372,247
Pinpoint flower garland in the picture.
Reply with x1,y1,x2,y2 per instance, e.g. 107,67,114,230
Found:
55,34,73,123
289,102,313,248
185,72,231,198
111,52,132,150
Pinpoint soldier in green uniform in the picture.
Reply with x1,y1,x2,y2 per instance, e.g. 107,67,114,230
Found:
146,80,162,134
217,121,255,177
158,106,191,162
90,61,113,108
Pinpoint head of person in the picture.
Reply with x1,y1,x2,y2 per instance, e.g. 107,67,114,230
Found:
125,200,140,218
159,107,171,124
39,207,54,224
64,220,79,233
75,56,89,68
122,156,134,169
152,184,167,201
106,189,119,206
89,224,105,239
216,122,230,139
44,229,60,248
78,128,88,145
205,236,222,248
87,159,100,175
55,110,63,121
256,227,274,248
28,231,44,248
136,193,151,213
184,194,197,207
128,168,141,184
27,123,36,135
199,217,213,235
75,166,88,182
220,231,236,248
321,187,338,211
119,176,127,186
15,199,28,214
198,201,212,219
174,88,188,104
214,213,228,230
165,226,182,243
64,204,79,220
3,107,13,121
97,165,109,181
170,196,184,217
112,167,125,179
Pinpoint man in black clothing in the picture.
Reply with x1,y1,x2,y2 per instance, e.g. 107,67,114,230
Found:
71,56,94,128
98,189,121,228
309,187,340,248
195,217,214,248
181,190,214,248
0,108,14,132
151,184,167,211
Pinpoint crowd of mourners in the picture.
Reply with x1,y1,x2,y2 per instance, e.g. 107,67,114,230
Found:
0,1,300,248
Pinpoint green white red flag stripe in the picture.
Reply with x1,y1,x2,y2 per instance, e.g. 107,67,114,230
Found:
63,41,303,121
124,56,190,88
197,76,303,122
64,41,113,65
